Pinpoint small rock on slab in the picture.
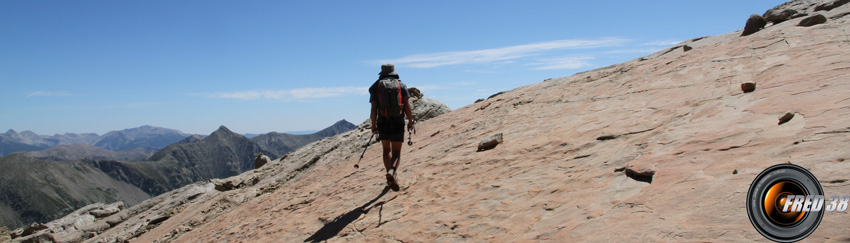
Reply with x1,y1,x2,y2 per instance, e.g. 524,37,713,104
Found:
741,82,756,93
625,166,656,184
798,14,827,27
478,133,504,152
778,112,795,125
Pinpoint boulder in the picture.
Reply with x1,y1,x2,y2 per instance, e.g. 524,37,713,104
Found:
11,223,48,239
212,175,256,192
762,0,818,21
478,133,504,152
742,14,767,36
408,87,423,100
815,0,850,11
90,204,122,218
213,178,240,192
254,153,271,169
411,98,451,122
798,14,827,27
763,9,798,24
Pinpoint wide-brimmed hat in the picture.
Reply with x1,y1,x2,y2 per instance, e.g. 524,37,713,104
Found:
379,63,398,76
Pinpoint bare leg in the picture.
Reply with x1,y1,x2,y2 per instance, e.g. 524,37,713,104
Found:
381,140,392,172
390,141,403,174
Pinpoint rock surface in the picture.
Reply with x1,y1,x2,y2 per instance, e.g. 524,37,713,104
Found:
8,202,126,243
411,98,452,122
29,0,850,242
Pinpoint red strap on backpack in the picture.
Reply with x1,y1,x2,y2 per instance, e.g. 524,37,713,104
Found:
395,81,402,116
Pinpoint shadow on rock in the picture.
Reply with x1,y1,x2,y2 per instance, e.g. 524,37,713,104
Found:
304,186,392,242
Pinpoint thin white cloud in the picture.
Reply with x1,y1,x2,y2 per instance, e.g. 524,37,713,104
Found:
26,91,78,97
604,48,664,54
642,40,682,46
199,87,368,100
381,38,628,68
528,56,594,70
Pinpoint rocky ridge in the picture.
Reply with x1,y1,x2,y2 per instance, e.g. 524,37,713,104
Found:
0,121,355,232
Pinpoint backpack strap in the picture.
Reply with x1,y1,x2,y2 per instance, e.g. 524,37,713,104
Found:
395,81,402,116
378,80,386,117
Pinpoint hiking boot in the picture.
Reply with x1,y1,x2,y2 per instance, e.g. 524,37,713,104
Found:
386,174,400,192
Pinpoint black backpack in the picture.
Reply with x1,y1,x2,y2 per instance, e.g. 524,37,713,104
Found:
378,78,403,117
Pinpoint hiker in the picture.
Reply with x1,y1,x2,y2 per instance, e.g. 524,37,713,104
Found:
369,63,414,191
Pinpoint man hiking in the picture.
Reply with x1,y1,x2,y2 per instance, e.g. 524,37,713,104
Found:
369,63,414,191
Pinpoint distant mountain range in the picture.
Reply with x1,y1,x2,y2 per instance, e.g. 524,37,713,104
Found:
0,119,356,229
18,144,157,162
0,126,191,157
93,126,192,151
251,120,356,157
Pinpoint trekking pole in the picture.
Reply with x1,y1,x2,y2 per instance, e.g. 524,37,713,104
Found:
407,125,415,146
355,132,376,169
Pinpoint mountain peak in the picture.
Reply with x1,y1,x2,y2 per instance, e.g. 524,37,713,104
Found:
5,129,17,135
206,125,243,140
314,120,357,137
332,119,355,128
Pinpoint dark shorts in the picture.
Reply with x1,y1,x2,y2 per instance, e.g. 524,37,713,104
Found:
377,115,405,142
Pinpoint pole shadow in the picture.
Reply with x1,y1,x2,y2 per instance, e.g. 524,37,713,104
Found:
304,186,392,242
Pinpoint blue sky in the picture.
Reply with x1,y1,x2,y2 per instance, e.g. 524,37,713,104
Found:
1,1,785,135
